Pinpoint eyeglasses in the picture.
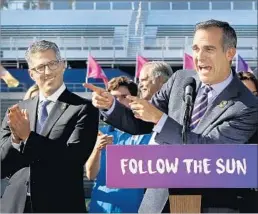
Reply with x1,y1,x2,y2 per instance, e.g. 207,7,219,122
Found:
30,60,61,74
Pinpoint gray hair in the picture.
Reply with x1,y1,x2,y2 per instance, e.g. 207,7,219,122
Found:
142,61,173,83
25,40,61,66
194,19,237,51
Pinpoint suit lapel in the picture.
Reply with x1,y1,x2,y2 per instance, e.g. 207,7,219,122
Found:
193,73,202,97
194,73,240,134
27,96,39,132
40,100,68,137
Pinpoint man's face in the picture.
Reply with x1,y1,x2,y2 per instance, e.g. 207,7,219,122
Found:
110,86,131,107
139,68,163,100
192,27,236,85
28,49,65,97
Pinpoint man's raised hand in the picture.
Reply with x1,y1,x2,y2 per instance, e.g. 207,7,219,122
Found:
83,83,114,110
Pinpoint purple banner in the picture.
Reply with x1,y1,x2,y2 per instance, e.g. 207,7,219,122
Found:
106,145,258,188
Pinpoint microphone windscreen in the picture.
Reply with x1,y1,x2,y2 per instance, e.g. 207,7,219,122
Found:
183,77,196,92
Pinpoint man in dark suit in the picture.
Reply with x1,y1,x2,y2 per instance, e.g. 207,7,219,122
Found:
0,40,99,213
84,20,258,213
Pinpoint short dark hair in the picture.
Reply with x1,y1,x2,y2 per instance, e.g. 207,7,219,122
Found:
195,19,237,51
25,40,61,66
107,76,138,96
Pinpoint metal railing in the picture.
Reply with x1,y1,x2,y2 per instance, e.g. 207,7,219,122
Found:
0,36,127,51
0,82,105,93
0,82,28,92
143,36,258,50
2,1,257,11
1,35,257,60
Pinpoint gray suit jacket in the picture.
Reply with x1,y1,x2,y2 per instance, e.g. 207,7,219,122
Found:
104,70,258,210
0,89,99,213
105,70,258,144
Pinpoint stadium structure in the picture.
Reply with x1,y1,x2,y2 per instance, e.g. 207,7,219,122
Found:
0,0,257,206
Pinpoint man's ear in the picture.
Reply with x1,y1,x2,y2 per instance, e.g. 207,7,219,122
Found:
227,48,236,62
61,61,66,73
28,70,35,81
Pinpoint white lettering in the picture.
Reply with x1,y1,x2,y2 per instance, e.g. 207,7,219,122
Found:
236,159,247,175
216,158,225,174
128,159,138,174
203,158,211,174
183,159,194,173
156,159,165,174
147,160,157,174
166,158,179,173
138,160,148,174
120,159,128,175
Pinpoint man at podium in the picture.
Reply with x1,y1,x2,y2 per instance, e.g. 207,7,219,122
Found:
85,19,258,213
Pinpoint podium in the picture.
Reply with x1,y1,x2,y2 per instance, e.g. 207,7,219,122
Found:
106,144,257,213
169,195,201,213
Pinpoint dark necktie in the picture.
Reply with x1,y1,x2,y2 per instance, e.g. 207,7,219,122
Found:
190,85,212,130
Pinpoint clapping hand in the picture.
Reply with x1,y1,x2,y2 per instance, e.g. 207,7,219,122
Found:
7,105,31,142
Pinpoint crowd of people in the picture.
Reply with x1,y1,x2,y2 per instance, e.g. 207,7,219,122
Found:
0,19,257,213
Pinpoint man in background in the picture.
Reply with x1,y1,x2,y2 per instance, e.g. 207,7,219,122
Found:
86,76,150,213
138,61,173,101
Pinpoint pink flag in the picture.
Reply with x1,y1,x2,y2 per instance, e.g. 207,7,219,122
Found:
183,53,194,70
135,55,148,81
87,55,108,87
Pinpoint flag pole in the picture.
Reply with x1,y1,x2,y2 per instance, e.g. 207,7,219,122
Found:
183,51,185,70
0,19,2,123
134,52,138,83
86,52,90,92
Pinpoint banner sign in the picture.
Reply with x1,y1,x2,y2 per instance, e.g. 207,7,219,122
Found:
106,145,258,188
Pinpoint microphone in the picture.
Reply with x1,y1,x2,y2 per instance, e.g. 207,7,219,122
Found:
182,77,196,144
183,77,196,106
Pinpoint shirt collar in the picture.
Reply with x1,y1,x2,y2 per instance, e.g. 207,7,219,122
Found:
201,70,233,97
39,83,66,103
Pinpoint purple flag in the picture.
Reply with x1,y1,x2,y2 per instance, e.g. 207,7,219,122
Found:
236,54,253,73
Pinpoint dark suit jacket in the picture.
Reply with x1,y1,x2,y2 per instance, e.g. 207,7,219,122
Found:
0,89,99,213
103,70,258,211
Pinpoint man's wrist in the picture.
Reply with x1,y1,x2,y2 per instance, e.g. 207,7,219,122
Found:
153,111,163,124
21,132,31,142
106,97,114,110
11,134,21,144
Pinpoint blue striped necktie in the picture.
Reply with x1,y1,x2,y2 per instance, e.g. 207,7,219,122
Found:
190,85,212,130
38,100,51,133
